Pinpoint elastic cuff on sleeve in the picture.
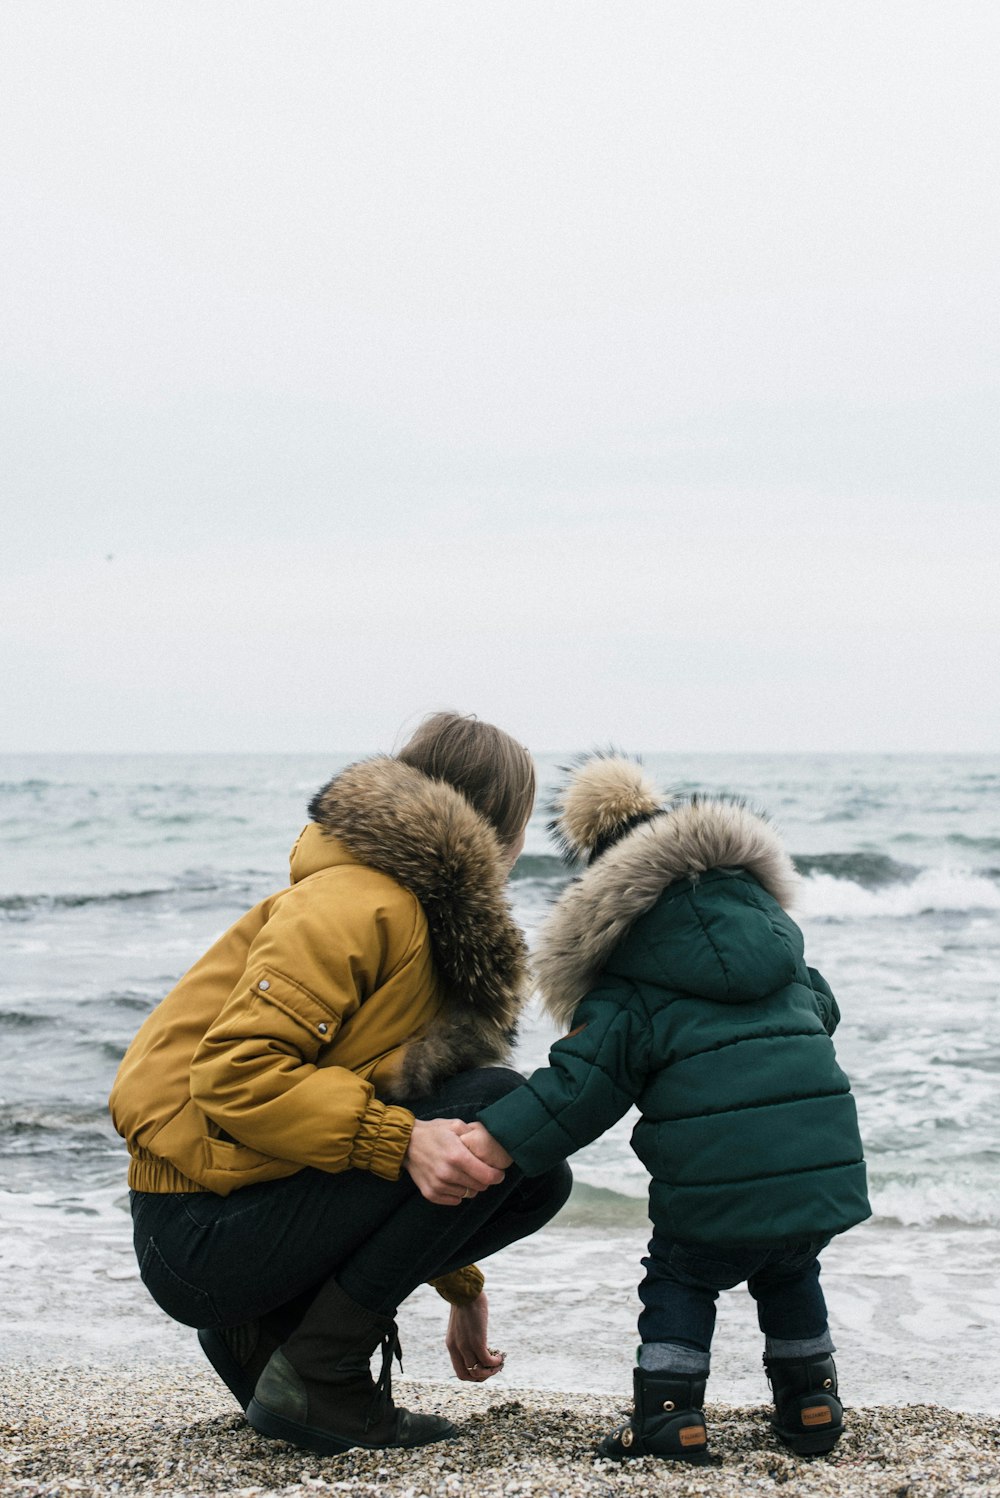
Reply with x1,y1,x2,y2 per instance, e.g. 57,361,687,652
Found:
348,1099,414,1181
428,1264,485,1305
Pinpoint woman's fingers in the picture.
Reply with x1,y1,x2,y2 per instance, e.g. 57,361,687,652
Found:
459,1346,504,1381
446,1298,506,1382
404,1119,506,1204
421,1177,484,1207
428,1186,473,1206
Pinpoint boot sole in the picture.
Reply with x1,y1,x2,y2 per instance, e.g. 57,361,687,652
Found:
773,1421,844,1456
599,1443,710,1464
197,1328,255,1412
598,1428,710,1463
246,1397,457,1457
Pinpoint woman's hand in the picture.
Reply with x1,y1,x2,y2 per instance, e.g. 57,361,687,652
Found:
459,1121,514,1170
446,1293,505,1383
403,1118,506,1205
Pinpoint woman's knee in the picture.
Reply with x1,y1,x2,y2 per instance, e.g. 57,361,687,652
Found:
510,1159,573,1224
543,1159,573,1217
475,1066,529,1105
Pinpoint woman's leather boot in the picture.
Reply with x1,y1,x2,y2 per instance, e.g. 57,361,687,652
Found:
764,1352,843,1455
199,1321,279,1411
599,1368,709,1461
247,1279,456,1456
198,1290,317,1410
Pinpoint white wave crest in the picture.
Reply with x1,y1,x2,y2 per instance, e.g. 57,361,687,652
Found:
870,1175,1000,1231
798,867,1000,921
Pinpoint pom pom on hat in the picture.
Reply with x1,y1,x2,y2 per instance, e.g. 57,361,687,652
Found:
549,752,664,863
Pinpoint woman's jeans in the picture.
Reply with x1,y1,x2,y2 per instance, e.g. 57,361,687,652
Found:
638,1231,834,1369
130,1067,571,1330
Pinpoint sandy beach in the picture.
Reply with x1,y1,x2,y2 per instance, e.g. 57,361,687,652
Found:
4,1206,1000,1496
4,1365,1000,1498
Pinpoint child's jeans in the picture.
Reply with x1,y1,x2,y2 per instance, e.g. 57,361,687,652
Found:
637,1231,834,1373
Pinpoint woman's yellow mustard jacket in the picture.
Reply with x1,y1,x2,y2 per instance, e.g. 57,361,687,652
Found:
110,758,528,1208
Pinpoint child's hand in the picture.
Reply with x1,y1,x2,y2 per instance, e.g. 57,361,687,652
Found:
459,1122,513,1170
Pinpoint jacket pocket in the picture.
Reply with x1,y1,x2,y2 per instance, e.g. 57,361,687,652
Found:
245,965,339,1048
138,1236,219,1328
144,1098,296,1195
198,1133,301,1194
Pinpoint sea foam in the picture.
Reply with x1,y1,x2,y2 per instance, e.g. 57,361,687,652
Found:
798,867,1000,921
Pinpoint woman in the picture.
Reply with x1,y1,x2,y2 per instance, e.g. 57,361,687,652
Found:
109,713,571,1457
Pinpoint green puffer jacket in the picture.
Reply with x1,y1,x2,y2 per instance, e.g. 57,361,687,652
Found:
480,766,870,1246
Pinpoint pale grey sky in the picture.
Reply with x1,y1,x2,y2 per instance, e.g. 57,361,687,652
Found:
3,1,998,752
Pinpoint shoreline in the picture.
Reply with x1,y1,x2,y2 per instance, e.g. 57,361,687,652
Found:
4,1366,1000,1498
6,1192,1000,1414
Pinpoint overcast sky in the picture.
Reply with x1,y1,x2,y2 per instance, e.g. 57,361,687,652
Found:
2,1,997,753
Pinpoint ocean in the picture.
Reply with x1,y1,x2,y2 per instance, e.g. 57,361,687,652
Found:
2,752,999,1410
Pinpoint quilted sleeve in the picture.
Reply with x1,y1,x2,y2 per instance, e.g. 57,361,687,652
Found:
477,983,651,1177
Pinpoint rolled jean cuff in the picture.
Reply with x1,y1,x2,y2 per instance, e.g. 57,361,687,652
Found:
639,1340,710,1375
765,1331,836,1358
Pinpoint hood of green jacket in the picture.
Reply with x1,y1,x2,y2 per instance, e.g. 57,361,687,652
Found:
535,794,800,1027
608,866,804,1005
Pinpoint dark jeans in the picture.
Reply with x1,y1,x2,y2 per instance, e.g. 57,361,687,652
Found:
638,1231,831,1355
130,1067,571,1330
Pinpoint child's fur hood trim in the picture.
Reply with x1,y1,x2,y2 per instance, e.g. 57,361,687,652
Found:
538,760,799,1029
308,756,529,1097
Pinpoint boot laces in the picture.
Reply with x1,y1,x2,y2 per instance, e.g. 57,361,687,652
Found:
365,1331,402,1431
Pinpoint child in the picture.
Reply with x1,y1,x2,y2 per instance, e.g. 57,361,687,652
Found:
462,754,869,1461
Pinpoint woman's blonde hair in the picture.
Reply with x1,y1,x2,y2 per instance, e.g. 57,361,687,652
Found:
397,711,535,848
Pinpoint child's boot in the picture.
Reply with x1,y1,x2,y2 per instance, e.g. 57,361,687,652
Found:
599,1366,709,1461
764,1352,843,1455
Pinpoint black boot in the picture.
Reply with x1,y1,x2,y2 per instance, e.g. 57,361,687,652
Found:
199,1322,279,1411
599,1368,709,1461
198,1291,316,1410
764,1352,843,1455
247,1280,456,1456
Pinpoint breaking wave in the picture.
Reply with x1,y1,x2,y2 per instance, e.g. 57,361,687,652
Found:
798,866,1000,921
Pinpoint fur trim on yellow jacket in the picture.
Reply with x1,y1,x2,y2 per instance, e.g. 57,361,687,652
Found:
109,758,528,1208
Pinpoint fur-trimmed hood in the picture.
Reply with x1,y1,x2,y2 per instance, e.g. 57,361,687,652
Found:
307,756,529,1096
537,758,799,1029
